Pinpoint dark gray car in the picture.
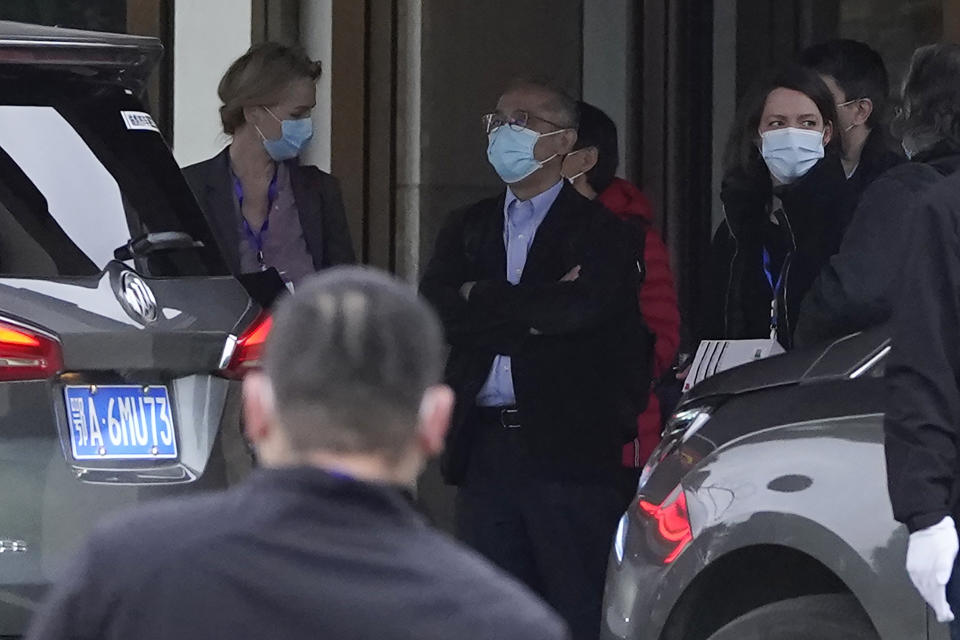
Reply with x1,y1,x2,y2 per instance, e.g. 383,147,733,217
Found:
601,328,948,640
0,22,267,635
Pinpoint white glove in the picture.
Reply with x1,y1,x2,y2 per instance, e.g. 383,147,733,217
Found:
907,516,959,623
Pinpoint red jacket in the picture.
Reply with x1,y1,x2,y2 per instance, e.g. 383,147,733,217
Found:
598,178,681,467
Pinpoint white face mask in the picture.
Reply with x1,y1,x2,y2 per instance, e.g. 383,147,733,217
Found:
760,127,825,184
563,149,586,183
836,98,865,132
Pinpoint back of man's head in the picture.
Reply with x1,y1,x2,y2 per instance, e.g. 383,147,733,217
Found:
574,101,619,194
895,43,960,155
261,267,445,461
800,39,889,129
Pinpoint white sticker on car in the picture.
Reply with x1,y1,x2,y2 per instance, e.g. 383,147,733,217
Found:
120,110,160,133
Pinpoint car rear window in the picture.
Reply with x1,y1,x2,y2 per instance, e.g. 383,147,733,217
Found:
0,71,227,278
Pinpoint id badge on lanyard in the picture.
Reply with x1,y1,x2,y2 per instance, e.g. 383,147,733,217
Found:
235,169,279,271
762,246,786,341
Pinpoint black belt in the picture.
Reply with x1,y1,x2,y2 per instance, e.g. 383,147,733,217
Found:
475,406,522,429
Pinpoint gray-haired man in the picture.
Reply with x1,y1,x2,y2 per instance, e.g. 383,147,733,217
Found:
28,267,569,640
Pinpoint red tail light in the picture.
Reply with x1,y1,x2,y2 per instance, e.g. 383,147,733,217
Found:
638,489,693,564
0,320,63,382
223,314,272,379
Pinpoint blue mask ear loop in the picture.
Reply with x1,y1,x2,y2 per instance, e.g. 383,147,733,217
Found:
562,148,586,183
264,106,282,123
762,246,787,340
252,107,283,142
535,127,570,168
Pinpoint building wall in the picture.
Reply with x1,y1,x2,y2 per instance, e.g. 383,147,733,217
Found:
395,0,423,281
172,0,252,167
837,0,942,88
298,0,333,174
712,0,737,232
582,0,634,179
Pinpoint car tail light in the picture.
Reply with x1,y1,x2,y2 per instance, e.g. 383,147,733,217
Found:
0,320,63,382
638,488,692,564
222,314,272,379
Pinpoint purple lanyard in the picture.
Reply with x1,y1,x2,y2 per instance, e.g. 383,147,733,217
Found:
234,169,279,267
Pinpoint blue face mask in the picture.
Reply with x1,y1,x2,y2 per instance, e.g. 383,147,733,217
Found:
257,107,313,161
759,127,824,184
486,125,566,184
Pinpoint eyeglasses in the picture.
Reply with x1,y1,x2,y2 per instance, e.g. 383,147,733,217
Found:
837,97,867,108
481,110,567,134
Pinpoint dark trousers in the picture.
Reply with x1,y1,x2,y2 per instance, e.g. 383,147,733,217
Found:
454,412,625,640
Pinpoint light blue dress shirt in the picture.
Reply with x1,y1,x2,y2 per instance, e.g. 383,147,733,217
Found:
475,180,564,407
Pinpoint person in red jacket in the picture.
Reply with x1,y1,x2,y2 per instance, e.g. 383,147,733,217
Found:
562,101,682,488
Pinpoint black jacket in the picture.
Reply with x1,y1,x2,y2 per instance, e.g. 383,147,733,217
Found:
795,147,960,347
26,467,569,640
420,183,645,485
837,126,905,229
183,147,356,274
701,154,848,348
885,170,960,533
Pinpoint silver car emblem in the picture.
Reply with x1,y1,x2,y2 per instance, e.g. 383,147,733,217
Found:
119,271,158,323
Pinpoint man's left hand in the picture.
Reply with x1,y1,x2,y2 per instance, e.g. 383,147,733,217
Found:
907,516,959,623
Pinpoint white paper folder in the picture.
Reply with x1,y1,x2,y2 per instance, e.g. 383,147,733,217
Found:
683,338,785,393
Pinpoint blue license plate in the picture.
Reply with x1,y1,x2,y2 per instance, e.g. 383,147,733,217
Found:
64,385,177,460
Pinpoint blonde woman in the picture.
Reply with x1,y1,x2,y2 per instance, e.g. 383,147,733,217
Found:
184,42,354,290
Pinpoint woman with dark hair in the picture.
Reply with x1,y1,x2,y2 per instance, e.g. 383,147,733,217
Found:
183,42,355,291
700,65,847,349
796,43,960,346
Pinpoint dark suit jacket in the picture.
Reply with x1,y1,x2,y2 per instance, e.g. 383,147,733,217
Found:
27,467,569,640
420,183,644,485
183,147,356,274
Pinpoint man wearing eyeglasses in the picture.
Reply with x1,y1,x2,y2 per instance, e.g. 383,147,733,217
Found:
794,40,905,347
420,79,646,640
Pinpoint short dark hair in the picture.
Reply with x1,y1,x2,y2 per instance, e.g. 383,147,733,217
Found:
573,101,619,193
263,267,444,459
894,43,960,148
218,42,322,135
800,39,889,128
724,65,840,175
505,77,580,129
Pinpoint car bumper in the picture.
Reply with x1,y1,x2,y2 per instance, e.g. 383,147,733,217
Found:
0,376,250,635
601,511,680,640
